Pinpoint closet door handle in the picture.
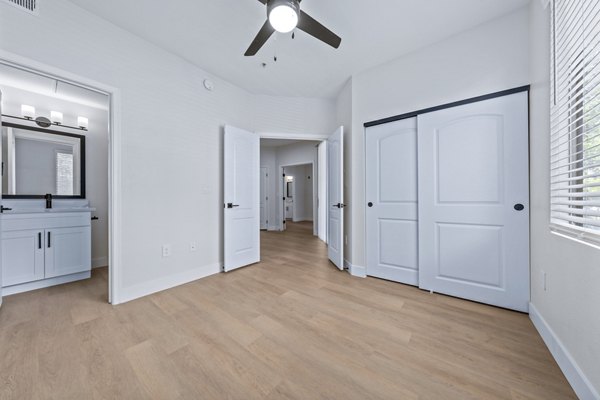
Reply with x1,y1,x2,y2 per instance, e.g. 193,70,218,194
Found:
38,232,42,249
47,231,51,248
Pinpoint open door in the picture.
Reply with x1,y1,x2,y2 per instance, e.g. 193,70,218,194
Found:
327,126,344,270
223,125,260,272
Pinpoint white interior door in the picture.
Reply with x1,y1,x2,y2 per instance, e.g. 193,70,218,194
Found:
417,92,530,312
327,126,344,270
260,167,268,230
366,118,419,285
224,125,260,272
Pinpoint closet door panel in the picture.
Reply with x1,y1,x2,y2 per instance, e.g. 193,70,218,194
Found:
366,118,419,285
418,92,529,312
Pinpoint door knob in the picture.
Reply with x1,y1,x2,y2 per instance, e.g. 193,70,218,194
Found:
332,203,346,209
368,202,373,208
226,203,240,209
514,203,525,211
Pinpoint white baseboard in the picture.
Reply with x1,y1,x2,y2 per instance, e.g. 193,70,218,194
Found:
529,303,600,400
117,262,221,304
344,259,366,278
92,256,108,269
3,271,91,296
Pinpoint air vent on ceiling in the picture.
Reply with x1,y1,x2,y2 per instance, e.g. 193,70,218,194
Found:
1,0,39,15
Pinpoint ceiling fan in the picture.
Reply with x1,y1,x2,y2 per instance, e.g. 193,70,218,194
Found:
244,0,342,56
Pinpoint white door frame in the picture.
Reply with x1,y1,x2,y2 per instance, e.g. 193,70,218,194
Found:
280,161,315,230
259,132,328,234
0,50,123,304
259,166,269,230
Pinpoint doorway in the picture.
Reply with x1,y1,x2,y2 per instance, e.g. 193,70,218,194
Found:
223,127,344,273
0,56,120,305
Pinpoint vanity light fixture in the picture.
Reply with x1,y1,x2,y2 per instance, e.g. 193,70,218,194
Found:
50,111,63,125
21,104,35,119
3,107,89,132
77,116,89,129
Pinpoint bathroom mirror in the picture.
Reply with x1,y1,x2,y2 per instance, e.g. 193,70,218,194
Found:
1,123,85,198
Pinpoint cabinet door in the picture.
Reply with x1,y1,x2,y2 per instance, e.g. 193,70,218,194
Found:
2,229,45,286
45,226,91,278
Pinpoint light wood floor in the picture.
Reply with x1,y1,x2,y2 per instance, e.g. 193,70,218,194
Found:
0,221,575,399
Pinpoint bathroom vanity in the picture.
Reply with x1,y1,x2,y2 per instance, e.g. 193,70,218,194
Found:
0,122,93,295
1,206,93,295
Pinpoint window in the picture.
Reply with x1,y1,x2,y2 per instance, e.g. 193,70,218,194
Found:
550,0,600,245
56,150,74,196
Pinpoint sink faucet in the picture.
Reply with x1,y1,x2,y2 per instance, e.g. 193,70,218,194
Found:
45,193,52,209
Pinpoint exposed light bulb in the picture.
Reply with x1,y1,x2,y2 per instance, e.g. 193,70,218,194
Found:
269,5,298,33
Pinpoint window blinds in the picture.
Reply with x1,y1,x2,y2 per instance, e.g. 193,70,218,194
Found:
550,0,600,244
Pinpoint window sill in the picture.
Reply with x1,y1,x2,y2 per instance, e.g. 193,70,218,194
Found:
550,224,600,251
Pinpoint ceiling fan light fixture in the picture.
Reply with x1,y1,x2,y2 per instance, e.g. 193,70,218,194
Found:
268,0,299,33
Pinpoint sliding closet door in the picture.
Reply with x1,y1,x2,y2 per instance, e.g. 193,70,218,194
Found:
417,92,529,312
366,118,418,285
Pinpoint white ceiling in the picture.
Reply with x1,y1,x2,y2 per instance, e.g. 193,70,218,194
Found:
68,0,530,99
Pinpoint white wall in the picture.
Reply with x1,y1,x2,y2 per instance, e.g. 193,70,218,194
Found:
0,0,334,303
253,95,336,135
347,8,530,267
529,1,600,396
0,85,110,268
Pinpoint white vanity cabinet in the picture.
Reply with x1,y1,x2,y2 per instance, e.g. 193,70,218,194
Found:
2,229,45,286
1,211,92,295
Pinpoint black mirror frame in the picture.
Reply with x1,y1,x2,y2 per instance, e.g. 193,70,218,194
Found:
1,122,86,199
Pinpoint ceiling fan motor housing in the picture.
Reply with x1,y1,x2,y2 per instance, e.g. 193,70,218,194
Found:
267,0,300,19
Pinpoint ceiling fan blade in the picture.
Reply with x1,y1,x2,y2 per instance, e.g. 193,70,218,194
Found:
244,20,275,56
297,10,341,49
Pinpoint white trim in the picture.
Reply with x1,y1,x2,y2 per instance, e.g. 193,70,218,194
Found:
280,161,316,231
118,262,221,304
344,259,366,278
0,50,123,305
3,271,91,296
92,256,108,269
550,224,600,249
259,132,329,141
529,303,600,400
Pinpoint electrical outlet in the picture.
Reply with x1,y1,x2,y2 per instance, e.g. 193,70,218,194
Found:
162,244,172,257
542,270,547,292
190,242,198,252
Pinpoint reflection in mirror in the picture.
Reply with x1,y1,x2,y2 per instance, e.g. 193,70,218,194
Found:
1,124,85,198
